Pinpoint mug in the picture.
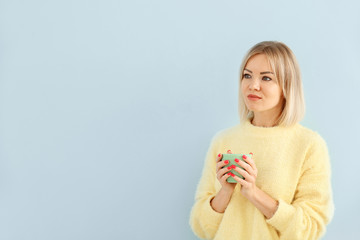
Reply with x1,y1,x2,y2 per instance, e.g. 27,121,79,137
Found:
222,153,251,183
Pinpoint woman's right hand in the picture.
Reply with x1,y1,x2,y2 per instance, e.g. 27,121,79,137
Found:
216,149,237,193
210,149,237,213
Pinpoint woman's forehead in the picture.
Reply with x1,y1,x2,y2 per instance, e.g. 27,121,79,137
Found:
245,54,273,72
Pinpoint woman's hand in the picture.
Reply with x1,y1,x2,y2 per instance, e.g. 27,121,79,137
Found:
210,149,237,213
215,149,236,193
232,153,258,199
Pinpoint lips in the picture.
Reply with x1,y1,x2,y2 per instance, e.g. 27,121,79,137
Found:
247,94,261,99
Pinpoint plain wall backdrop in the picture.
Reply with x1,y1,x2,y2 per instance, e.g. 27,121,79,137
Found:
0,0,359,239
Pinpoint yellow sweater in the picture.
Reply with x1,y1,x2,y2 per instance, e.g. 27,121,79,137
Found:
189,117,334,240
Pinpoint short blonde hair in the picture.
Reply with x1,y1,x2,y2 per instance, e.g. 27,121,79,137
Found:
238,41,305,127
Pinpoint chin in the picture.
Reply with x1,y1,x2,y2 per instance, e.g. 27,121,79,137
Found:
246,106,260,112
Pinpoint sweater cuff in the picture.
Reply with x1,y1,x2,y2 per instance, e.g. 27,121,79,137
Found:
266,198,296,232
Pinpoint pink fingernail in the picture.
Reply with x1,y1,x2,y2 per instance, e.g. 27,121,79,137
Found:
227,166,232,170
224,160,229,164
218,153,221,157
242,155,247,160
234,158,239,163
231,165,236,169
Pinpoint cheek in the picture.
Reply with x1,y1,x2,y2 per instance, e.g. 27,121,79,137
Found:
240,81,247,92
266,85,282,98
269,90,283,103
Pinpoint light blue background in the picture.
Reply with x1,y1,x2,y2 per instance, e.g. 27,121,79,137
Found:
0,0,359,239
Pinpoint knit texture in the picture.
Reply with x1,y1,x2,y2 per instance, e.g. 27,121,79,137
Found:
189,117,334,240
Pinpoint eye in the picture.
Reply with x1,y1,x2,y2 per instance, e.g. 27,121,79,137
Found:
262,76,272,81
243,73,251,79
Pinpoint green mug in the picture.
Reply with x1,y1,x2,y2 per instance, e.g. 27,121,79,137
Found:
222,153,251,183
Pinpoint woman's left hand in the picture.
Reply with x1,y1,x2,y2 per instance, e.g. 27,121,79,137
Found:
232,153,258,199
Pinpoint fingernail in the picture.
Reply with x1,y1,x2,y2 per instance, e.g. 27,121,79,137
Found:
234,158,239,163
227,149,231,153
224,160,229,164
227,172,232,175
227,166,232,170
230,173,235,177
231,165,236,169
249,152,253,155
218,153,221,157
242,155,247,160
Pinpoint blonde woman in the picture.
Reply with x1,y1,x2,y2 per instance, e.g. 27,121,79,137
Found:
189,41,334,240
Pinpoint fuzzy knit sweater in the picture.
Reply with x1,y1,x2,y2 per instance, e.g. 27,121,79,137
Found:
189,117,334,240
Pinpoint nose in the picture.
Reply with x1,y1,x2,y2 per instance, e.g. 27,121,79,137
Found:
249,77,260,91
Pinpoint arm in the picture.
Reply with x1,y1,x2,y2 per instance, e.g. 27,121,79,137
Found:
210,187,233,213
189,135,225,239
231,153,279,219
249,186,279,219
265,134,335,240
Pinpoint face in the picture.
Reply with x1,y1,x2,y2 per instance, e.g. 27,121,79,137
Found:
241,54,284,116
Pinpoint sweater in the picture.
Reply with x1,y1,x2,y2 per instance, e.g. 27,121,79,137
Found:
189,117,334,240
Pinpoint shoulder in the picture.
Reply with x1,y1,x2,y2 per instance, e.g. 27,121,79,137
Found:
210,124,242,144
295,125,330,166
294,124,328,148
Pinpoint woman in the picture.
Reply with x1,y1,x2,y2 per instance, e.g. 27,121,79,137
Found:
189,41,334,240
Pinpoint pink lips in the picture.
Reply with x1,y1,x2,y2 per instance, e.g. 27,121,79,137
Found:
247,94,262,100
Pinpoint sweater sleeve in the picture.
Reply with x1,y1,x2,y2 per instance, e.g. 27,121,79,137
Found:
266,134,335,240
189,133,224,239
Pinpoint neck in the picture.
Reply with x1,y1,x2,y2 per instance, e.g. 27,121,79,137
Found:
251,112,281,127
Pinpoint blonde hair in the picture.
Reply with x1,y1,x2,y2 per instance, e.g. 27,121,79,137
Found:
238,41,305,127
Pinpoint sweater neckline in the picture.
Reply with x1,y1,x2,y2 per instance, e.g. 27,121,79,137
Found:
240,117,298,136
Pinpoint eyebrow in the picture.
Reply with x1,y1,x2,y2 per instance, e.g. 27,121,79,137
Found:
244,68,274,75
